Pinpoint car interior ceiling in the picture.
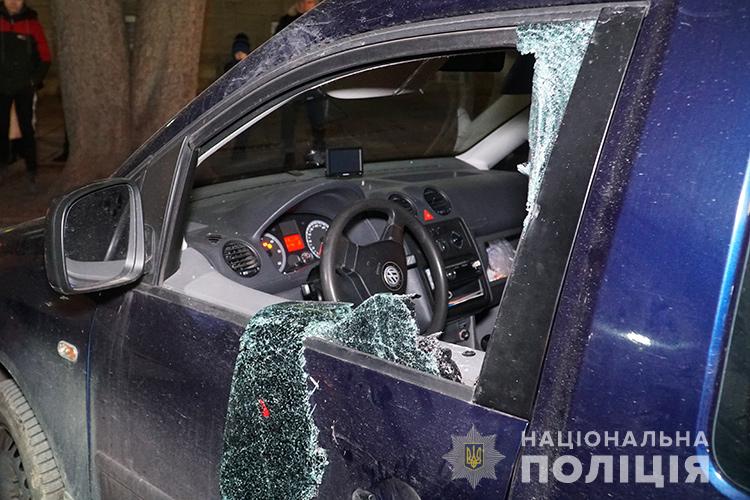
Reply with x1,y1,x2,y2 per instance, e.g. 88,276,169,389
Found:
164,49,535,386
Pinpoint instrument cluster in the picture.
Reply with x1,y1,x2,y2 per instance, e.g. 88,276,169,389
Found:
260,214,330,273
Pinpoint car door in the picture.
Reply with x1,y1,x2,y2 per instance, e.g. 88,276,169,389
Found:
84,4,644,499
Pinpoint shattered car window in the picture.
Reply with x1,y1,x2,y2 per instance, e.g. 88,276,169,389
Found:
220,302,343,500
221,295,453,500
516,20,595,221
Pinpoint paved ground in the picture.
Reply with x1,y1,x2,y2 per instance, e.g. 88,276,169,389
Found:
0,95,68,228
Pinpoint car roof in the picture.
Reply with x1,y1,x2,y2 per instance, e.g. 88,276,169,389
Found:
119,0,625,174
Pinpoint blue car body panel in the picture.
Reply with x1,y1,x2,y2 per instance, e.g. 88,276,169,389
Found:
87,289,241,499
0,222,95,500
305,340,527,499
86,288,526,499
515,0,750,497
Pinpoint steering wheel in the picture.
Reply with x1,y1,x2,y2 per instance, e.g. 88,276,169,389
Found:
320,198,448,334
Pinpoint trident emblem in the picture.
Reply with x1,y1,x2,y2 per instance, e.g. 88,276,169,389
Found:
465,444,484,470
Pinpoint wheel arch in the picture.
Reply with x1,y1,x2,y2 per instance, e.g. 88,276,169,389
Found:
0,351,71,492
0,350,23,386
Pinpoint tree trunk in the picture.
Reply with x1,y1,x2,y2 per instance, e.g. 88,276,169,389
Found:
50,0,132,187
131,0,207,146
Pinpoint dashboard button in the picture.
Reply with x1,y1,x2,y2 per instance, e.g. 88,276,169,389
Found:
450,231,464,248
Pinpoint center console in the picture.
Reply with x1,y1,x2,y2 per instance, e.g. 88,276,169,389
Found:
422,218,491,321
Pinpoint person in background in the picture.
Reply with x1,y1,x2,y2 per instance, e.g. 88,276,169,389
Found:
275,0,317,34
8,103,22,163
0,0,50,189
280,90,327,169
53,132,68,163
224,33,251,73
223,33,252,161
275,0,325,168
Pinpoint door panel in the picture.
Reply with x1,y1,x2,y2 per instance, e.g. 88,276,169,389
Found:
90,286,527,498
307,339,527,499
89,287,243,499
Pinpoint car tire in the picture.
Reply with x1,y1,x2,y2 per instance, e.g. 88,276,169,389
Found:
0,379,66,500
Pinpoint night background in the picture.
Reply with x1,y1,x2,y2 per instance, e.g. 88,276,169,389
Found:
0,0,310,226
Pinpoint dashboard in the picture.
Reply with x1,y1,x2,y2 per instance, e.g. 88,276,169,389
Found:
260,214,331,273
185,158,528,315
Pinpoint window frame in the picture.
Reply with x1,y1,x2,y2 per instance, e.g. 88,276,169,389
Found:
139,4,647,416
196,50,531,183
712,232,750,494
474,6,646,418
701,160,750,496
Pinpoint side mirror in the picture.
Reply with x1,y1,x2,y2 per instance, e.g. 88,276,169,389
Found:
45,179,145,295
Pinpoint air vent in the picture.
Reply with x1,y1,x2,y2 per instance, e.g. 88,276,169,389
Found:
206,233,222,245
423,187,452,216
388,193,417,215
223,240,261,278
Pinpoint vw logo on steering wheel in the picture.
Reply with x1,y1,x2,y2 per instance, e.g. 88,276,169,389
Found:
382,262,403,290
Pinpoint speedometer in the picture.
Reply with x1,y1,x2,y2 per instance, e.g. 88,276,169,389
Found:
305,220,329,259
260,233,286,272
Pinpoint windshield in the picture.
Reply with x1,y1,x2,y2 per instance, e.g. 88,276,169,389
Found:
197,49,532,186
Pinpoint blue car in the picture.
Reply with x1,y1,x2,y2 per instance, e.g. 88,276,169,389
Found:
0,0,748,498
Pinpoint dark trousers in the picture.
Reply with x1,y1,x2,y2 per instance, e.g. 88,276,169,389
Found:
0,87,37,179
281,91,327,156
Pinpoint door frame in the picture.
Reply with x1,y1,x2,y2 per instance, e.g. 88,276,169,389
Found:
126,2,647,418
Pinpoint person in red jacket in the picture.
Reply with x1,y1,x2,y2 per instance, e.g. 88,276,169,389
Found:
0,0,50,188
